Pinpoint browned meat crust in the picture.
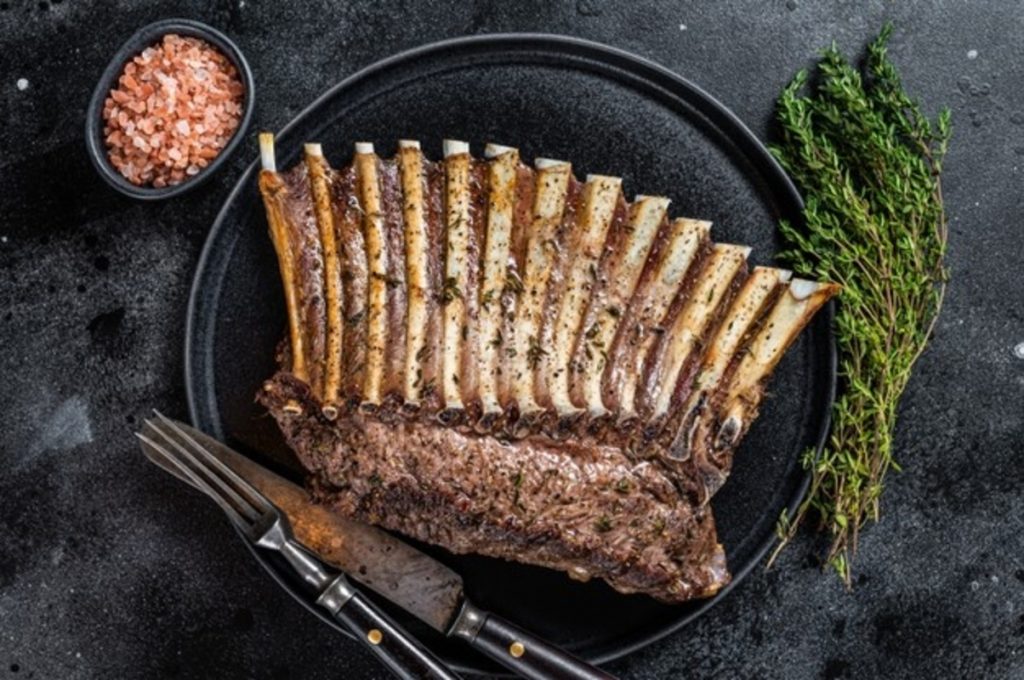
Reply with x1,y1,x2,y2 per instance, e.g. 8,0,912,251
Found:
255,138,838,603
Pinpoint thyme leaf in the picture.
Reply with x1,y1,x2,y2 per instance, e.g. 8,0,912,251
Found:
767,23,951,587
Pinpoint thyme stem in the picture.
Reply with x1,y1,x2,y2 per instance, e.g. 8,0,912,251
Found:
767,23,951,586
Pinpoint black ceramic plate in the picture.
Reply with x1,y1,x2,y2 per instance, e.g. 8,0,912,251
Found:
185,34,835,674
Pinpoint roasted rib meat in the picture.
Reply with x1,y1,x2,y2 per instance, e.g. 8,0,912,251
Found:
256,135,839,603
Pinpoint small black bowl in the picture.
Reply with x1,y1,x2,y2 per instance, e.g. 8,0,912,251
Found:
85,18,255,200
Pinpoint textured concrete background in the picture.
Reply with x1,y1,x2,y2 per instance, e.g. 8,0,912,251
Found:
1,1,1022,678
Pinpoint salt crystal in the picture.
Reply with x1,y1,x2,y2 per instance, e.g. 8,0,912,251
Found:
102,33,243,186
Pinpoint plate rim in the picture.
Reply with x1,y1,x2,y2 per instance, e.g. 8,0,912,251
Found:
184,32,836,672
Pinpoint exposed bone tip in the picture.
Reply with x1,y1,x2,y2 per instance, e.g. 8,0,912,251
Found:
484,143,516,158
304,142,324,157
716,243,753,258
585,173,623,185
535,157,570,170
715,414,743,449
789,278,821,300
635,194,671,206
354,141,375,154
258,132,276,172
777,269,794,283
443,139,470,157
321,404,339,421
397,139,421,149
282,400,303,415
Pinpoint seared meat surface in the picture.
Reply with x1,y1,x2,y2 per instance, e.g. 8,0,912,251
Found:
256,137,838,603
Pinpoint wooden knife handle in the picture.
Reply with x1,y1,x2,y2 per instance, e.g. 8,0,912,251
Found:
318,577,462,680
452,601,616,680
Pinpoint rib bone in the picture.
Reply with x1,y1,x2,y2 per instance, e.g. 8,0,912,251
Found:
255,137,840,603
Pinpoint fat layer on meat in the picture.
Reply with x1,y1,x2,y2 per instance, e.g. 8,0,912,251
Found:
256,138,839,603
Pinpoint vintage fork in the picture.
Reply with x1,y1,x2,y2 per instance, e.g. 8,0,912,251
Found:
137,411,461,680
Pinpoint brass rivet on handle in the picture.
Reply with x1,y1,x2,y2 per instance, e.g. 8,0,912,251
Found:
509,641,525,658
367,629,383,645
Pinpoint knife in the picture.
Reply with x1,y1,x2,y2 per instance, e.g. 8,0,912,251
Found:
156,420,616,680
139,417,461,680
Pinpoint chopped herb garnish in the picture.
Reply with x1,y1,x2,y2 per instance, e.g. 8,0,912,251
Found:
441,276,462,304
527,335,548,368
504,270,525,295
691,372,702,390
420,378,436,398
372,272,403,288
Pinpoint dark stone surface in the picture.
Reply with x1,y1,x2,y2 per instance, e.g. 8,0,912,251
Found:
0,1,1021,678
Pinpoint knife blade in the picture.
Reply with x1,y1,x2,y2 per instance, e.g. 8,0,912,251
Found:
159,419,615,680
153,420,463,633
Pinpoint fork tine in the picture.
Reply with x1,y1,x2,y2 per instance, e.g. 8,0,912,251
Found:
136,431,251,530
139,423,203,492
151,411,275,515
144,418,262,524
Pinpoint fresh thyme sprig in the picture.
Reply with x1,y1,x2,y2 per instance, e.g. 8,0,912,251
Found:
767,23,951,586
